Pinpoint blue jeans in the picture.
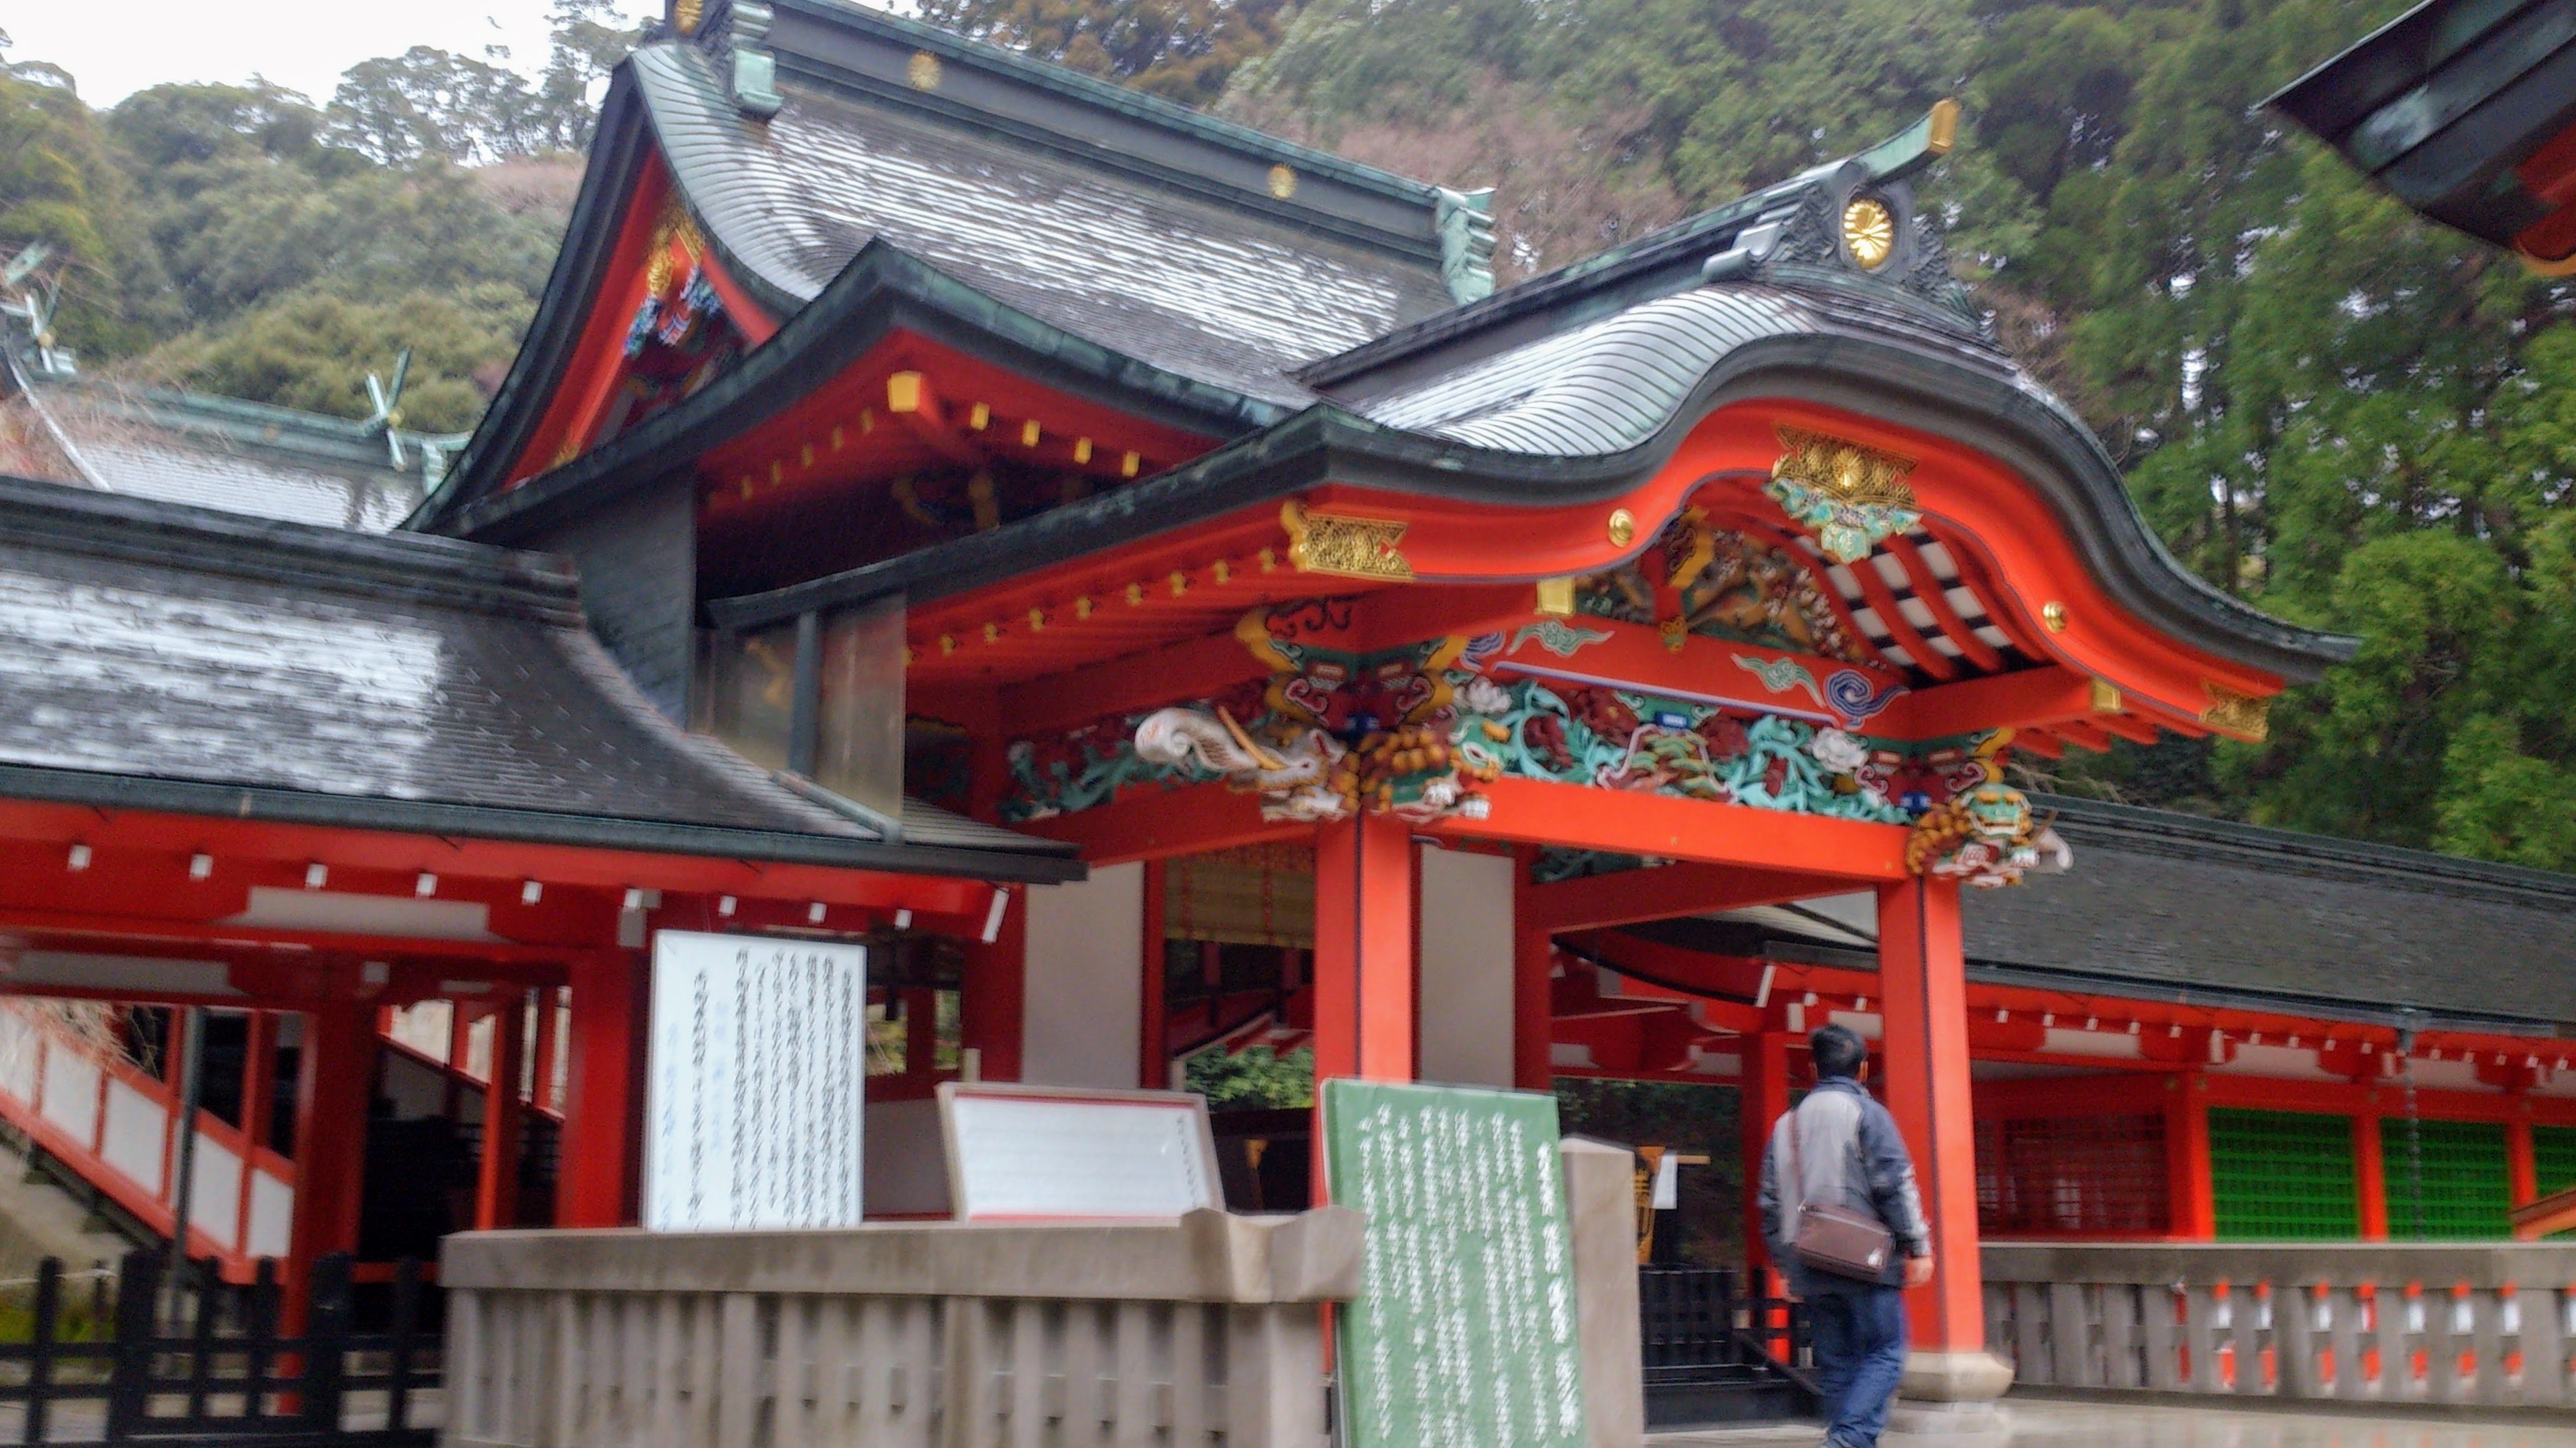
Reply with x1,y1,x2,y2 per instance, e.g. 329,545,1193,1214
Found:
1799,1272,1908,1447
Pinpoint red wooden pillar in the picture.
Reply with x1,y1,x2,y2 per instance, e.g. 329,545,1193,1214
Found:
1511,848,1553,1091
285,1003,373,1300
529,988,563,1117
962,721,1025,1083
2166,1073,2217,1239
473,992,529,1230
2507,1117,2539,1209
1312,811,1416,1085
1876,875,1986,1357
1140,859,1169,1090
2356,1112,2390,1240
235,1011,277,1252
558,951,649,1228
1740,1030,1791,1281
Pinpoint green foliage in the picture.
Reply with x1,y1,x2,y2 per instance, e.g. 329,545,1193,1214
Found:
917,0,1295,105
1185,1045,1314,1109
0,52,173,356
134,285,537,432
0,6,633,431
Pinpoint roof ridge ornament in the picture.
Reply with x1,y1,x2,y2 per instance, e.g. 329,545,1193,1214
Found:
1436,189,1498,305
724,0,784,117
1765,426,1921,565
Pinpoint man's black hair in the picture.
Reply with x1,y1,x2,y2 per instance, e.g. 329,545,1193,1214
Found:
1809,1023,1867,1080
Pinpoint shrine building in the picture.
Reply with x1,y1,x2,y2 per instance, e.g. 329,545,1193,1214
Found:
3,0,2575,1416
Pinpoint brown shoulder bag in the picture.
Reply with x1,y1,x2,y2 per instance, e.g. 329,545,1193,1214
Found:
1784,1098,1896,1282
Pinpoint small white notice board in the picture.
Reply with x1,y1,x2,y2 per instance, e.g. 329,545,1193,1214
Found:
644,930,869,1231
938,1083,1220,1220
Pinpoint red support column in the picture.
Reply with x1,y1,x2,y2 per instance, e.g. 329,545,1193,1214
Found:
235,1011,277,1256
1312,811,1417,1085
1877,874,2012,1411
2507,1117,2539,1209
2356,1112,2390,1241
558,951,649,1228
1140,859,1168,1090
962,722,1026,1083
285,1004,373,1302
529,988,563,1117
473,992,529,1231
1511,848,1553,1091
2166,1073,2217,1239
1740,1030,1791,1281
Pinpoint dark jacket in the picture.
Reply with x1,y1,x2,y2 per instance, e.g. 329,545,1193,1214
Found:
1756,1077,1931,1287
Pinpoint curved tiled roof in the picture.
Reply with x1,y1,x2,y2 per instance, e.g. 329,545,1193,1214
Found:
0,474,1078,880
1358,282,2008,454
630,43,1456,407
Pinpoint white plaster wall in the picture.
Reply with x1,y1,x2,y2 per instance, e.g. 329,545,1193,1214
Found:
99,1079,168,1196
1417,846,1516,1088
1020,862,1144,1089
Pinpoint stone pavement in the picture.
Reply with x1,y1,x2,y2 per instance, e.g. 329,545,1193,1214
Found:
1652,1395,2576,1448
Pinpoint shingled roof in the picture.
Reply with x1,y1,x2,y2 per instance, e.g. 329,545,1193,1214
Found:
0,473,1078,881
1629,797,2576,1035
627,38,1460,407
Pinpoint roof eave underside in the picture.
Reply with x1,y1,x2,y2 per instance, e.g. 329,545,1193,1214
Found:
0,761,1084,883
2266,0,2576,245
709,323,2358,684
429,234,1285,545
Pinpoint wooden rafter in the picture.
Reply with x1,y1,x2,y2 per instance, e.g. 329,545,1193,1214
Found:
1843,550,1959,682
1884,533,2005,671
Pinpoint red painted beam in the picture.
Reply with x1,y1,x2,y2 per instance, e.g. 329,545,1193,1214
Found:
1013,782,1306,866
0,799,997,913
1573,933,1774,1003
1876,665,2113,741
1434,775,1910,879
1523,862,1831,933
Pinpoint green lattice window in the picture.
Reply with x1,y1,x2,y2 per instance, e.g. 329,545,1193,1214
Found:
2380,1117,2510,1240
2534,1126,2576,1199
2210,1109,2357,1240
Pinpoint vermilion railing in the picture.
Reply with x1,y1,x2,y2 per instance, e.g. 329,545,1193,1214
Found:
0,1007,294,1283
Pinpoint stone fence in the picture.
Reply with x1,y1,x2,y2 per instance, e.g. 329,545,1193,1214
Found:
441,1207,1361,1448
1984,1241,2576,1410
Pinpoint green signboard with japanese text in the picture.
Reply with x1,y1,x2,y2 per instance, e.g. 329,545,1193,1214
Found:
1321,1078,1588,1448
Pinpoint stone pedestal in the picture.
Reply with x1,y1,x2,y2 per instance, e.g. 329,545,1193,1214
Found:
1559,1137,1645,1448
1885,1350,2013,1444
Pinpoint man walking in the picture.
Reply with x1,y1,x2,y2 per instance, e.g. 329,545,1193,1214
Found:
1758,1023,1934,1448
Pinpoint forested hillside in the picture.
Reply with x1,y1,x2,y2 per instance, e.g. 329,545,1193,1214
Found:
9,0,2576,866
0,5,631,431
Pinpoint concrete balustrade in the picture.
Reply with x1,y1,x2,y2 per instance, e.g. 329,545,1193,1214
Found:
441,1207,1362,1448
1983,1241,2576,1410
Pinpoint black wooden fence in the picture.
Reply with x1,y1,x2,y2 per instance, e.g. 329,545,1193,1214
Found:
1639,1264,1817,1427
0,1251,437,1446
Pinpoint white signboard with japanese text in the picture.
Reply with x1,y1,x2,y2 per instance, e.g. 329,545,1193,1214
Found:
644,930,867,1230
938,1083,1219,1220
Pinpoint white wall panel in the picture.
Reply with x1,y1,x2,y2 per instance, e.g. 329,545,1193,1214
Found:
40,1051,99,1147
1417,846,1517,1088
189,1134,243,1251
1021,863,1144,1089
246,1170,293,1260
0,1011,38,1104
99,1079,168,1196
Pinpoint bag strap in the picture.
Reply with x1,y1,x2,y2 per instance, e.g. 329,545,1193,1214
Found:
1783,1094,1805,1210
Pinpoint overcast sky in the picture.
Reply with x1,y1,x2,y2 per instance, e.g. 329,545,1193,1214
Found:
7,0,662,109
